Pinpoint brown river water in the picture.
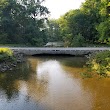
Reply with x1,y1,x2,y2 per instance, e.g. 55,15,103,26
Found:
0,56,110,110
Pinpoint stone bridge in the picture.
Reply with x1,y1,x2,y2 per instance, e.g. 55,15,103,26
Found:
10,47,110,56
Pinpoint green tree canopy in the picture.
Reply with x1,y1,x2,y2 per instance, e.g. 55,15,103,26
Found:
57,0,110,46
0,0,49,46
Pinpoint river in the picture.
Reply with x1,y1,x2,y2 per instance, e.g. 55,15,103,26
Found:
0,56,110,110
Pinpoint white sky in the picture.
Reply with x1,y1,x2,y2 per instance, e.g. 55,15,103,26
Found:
43,0,85,19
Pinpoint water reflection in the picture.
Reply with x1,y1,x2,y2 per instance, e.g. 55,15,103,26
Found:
0,56,110,110
36,58,93,110
0,61,31,100
37,60,64,81
0,60,50,110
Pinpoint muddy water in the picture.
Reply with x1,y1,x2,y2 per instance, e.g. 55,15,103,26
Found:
0,56,110,110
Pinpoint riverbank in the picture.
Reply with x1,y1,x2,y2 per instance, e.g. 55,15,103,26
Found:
0,52,24,72
86,50,110,77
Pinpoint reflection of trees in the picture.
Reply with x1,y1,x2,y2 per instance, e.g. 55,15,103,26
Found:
60,57,87,68
0,57,48,103
0,61,32,100
26,77,48,102
26,57,48,101
32,56,87,68
27,57,39,72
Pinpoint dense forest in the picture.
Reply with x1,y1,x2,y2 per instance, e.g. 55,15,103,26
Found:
0,0,49,46
0,0,110,47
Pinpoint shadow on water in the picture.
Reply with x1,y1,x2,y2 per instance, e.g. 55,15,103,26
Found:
32,54,87,68
0,58,51,110
0,61,31,100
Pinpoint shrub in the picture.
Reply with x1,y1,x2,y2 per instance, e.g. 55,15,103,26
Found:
0,48,13,62
87,51,110,77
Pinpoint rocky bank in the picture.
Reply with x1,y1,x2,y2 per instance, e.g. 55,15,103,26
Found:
0,52,24,72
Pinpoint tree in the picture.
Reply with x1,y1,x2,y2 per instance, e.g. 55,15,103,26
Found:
58,10,86,46
0,0,49,46
96,19,110,43
58,12,74,46
45,19,62,42
57,0,110,46
81,0,110,43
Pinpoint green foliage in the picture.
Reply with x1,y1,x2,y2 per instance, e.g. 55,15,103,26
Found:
0,0,49,46
57,0,110,46
0,48,13,56
80,72,92,78
71,34,85,47
96,18,110,44
46,19,62,42
94,51,110,64
0,0,109,46
0,48,13,62
87,51,110,77
0,33,8,43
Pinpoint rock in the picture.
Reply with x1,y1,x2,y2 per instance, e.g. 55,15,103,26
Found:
0,52,24,72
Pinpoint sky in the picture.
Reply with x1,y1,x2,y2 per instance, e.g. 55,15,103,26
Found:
43,0,85,19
